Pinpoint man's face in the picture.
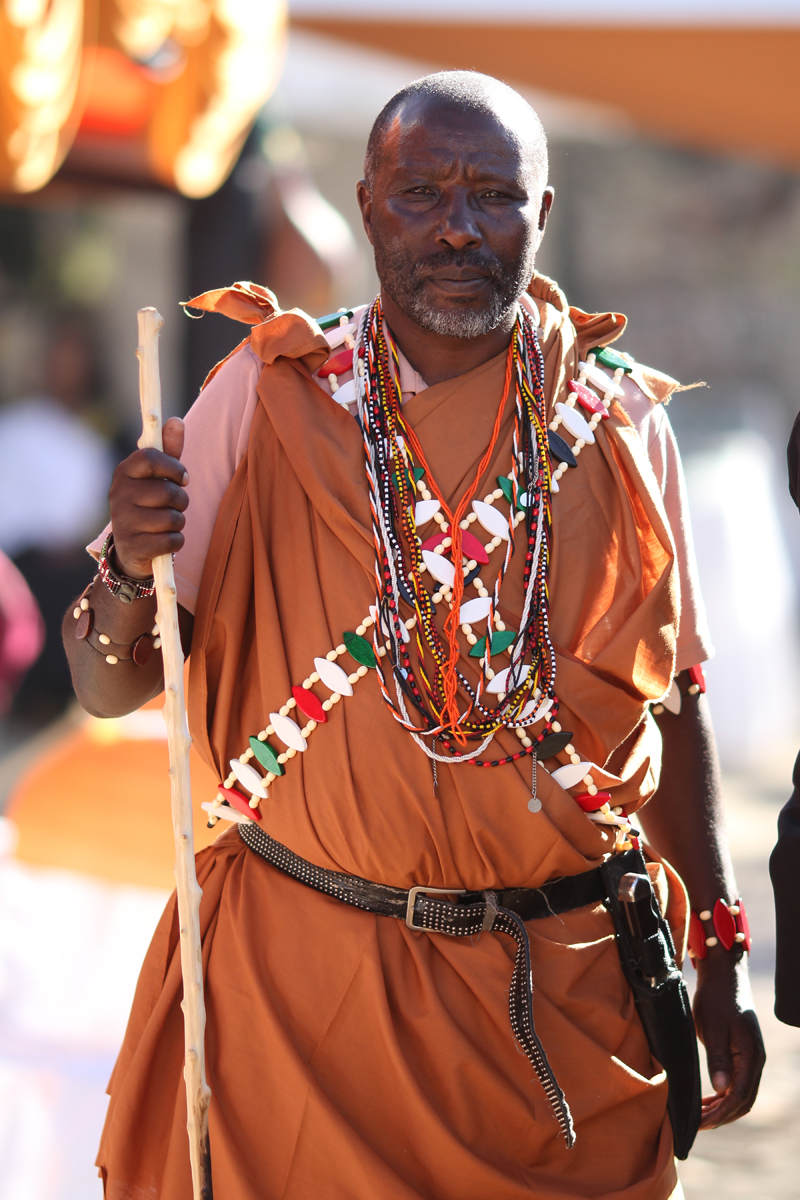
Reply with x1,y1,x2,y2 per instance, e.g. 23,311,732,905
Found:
358,99,550,339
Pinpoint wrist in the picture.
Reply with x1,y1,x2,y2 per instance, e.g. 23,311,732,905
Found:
695,948,741,977
688,896,751,970
109,543,151,582
99,534,156,602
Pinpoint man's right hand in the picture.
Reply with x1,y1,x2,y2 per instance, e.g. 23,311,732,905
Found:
109,416,189,579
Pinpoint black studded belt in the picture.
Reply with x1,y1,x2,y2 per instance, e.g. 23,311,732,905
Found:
238,822,649,1149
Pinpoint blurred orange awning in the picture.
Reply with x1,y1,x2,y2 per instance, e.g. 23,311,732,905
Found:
292,17,800,169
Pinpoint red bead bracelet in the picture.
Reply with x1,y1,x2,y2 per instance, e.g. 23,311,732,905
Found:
687,896,751,966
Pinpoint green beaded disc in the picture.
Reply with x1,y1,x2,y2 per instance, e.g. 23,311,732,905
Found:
496,475,514,504
591,346,633,373
249,736,284,775
413,467,426,483
343,630,377,668
316,309,354,331
469,629,517,658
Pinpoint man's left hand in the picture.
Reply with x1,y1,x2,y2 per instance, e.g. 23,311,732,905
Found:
692,953,765,1129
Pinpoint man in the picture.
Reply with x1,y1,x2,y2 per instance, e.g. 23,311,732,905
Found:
66,72,763,1199
770,409,800,1025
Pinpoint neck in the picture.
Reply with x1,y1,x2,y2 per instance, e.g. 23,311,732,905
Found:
379,291,516,387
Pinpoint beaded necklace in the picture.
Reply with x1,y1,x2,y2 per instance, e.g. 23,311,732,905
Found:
358,298,555,764
206,309,637,852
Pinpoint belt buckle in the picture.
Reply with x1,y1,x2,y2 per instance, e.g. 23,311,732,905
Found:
405,886,467,930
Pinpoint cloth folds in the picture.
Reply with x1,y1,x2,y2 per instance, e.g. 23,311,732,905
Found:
98,276,688,1199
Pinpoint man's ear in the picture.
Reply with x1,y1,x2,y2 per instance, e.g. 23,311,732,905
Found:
539,186,554,232
356,179,375,247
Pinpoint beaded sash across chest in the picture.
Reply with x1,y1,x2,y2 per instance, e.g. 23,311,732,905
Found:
209,302,636,847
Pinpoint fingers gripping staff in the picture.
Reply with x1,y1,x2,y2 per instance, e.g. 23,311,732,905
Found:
137,308,213,1200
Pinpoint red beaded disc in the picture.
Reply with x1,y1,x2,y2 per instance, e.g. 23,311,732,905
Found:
572,790,612,812
292,685,328,723
218,784,262,820
713,898,737,950
688,911,707,964
460,528,490,565
567,379,610,418
688,664,706,693
734,897,752,953
420,527,490,565
319,348,353,378
421,531,448,553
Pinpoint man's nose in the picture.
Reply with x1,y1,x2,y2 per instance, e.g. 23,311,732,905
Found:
435,191,481,251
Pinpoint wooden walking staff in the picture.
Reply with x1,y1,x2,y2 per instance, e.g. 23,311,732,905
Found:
137,307,213,1199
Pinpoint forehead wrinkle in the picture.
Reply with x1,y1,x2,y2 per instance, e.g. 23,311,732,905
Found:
375,105,538,192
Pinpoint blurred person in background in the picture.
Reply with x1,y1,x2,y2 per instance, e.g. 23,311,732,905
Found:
770,410,800,1027
0,316,113,724
0,550,43,718
66,73,763,1200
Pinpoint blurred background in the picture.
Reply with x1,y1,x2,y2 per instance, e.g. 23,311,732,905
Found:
1,0,799,1195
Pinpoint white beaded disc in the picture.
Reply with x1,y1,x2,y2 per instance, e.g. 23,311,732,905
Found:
422,550,456,587
313,656,354,696
370,605,410,643
519,693,553,723
229,758,268,798
555,403,595,445
578,362,624,398
201,800,251,824
414,499,441,526
458,596,493,625
269,712,308,753
551,761,594,790
332,378,357,407
661,680,682,715
471,500,509,541
486,663,531,695
323,322,355,348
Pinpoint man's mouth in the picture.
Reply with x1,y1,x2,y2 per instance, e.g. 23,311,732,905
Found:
421,269,493,295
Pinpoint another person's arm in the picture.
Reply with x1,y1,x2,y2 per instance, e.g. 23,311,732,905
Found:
638,677,765,1129
63,416,194,717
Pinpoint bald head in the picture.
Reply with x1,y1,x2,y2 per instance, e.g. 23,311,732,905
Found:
365,71,548,195
357,70,554,345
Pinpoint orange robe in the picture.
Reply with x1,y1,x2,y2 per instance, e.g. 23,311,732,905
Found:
98,276,687,1199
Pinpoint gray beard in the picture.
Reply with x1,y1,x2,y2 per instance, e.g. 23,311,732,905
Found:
400,289,512,338
374,239,536,341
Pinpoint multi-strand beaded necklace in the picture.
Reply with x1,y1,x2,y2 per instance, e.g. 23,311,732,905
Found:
359,297,555,765
206,305,639,851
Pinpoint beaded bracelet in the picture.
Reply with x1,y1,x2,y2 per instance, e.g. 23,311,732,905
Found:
72,581,161,665
98,533,156,604
687,897,751,965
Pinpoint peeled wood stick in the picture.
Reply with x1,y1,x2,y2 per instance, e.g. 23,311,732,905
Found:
137,307,213,1200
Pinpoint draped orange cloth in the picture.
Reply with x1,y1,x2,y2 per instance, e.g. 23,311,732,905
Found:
98,276,687,1199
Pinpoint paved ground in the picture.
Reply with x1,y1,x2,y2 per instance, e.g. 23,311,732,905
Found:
679,746,800,1199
